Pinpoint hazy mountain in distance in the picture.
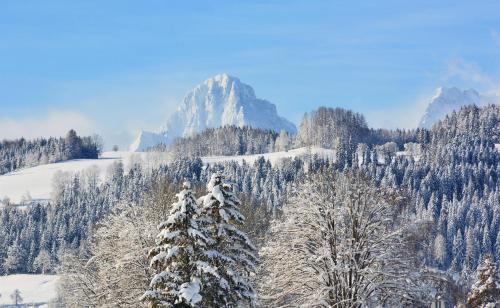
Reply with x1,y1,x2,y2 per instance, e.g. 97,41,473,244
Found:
130,73,296,151
419,87,499,128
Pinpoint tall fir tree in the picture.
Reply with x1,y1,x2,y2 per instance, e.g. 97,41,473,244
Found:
467,255,500,307
143,181,211,307
199,173,257,307
4,240,23,274
451,230,464,272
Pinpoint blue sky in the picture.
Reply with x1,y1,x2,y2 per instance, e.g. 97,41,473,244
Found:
1,1,499,148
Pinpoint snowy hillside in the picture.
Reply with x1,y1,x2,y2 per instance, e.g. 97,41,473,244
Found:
0,147,332,205
131,74,296,151
419,87,499,128
0,274,59,306
0,151,170,205
202,146,335,165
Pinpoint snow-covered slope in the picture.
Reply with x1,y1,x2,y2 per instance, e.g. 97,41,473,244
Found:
419,87,499,128
0,274,59,306
0,151,170,205
131,74,296,151
0,148,332,205
202,146,335,166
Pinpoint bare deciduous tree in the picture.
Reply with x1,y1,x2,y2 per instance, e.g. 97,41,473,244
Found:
58,183,175,307
258,170,431,307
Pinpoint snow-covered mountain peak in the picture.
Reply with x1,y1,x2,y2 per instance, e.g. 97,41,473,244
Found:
430,87,480,103
168,75,244,136
164,73,295,140
205,73,238,90
130,74,296,151
187,74,251,102
418,87,496,128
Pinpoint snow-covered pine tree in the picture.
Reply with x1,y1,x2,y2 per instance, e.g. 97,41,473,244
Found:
4,240,23,274
434,233,447,267
199,172,257,307
467,255,500,307
143,181,210,307
33,249,52,274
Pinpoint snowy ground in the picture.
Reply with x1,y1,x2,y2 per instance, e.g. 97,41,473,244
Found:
202,146,335,165
0,274,59,306
0,151,169,205
0,147,333,205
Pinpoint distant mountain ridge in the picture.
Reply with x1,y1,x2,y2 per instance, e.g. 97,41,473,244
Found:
419,87,499,128
130,74,296,151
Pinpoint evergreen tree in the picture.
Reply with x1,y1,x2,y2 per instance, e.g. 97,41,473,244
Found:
33,249,52,274
482,225,493,256
143,181,211,307
451,231,464,272
495,232,500,264
467,255,500,307
427,192,440,221
274,129,291,151
3,241,22,274
434,233,447,267
465,227,479,274
65,129,82,160
199,173,257,307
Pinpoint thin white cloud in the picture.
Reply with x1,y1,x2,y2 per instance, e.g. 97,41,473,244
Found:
440,54,500,96
441,58,494,87
0,111,95,140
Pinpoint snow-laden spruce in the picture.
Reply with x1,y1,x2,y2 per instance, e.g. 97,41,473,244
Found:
142,174,258,307
142,181,214,307
467,255,500,307
198,172,258,307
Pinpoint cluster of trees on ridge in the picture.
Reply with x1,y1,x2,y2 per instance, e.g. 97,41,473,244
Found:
0,129,102,175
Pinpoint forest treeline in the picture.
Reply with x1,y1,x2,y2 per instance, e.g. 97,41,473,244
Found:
163,107,418,166
0,129,102,175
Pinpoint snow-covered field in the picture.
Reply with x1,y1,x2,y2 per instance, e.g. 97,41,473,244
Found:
0,151,169,205
0,147,333,205
202,146,335,165
0,274,59,306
